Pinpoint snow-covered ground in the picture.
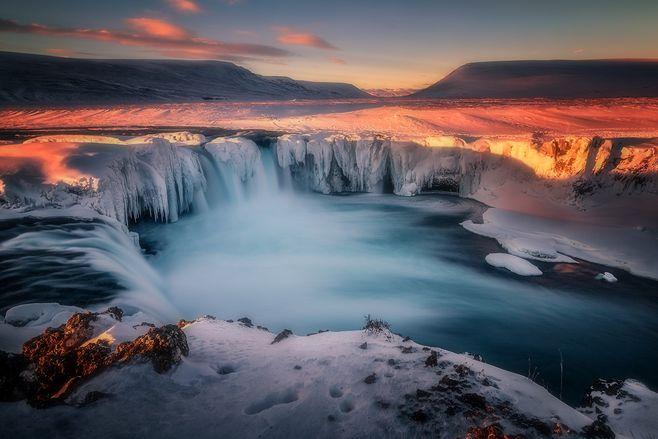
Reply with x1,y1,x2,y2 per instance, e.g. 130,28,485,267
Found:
4,306,656,438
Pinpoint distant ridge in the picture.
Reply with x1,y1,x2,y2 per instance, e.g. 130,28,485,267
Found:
411,60,658,98
0,51,370,106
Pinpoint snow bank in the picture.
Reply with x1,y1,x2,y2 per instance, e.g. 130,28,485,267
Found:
464,208,658,280
485,253,542,276
0,314,606,437
579,379,658,438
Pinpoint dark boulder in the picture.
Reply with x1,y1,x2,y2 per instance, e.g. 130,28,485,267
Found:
425,350,438,367
0,308,189,407
271,329,293,344
113,324,189,373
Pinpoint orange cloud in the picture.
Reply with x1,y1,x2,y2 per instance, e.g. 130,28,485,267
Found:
328,56,346,65
0,18,292,61
168,0,202,13
273,26,338,50
125,17,190,40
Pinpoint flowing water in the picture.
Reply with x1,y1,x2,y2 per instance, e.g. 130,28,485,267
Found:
2,143,658,405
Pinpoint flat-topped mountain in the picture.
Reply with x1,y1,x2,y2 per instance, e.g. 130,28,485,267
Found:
0,52,370,106
411,60,658,98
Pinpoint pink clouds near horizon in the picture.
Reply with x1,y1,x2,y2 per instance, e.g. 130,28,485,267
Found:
273,26,338,50
125,17,190,40
0,18,291,61
168,0,202,14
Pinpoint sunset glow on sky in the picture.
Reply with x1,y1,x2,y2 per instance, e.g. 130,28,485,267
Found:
1,0,657,89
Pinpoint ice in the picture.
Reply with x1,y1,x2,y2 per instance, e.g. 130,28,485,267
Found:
485,253,542,276
596,272,618,283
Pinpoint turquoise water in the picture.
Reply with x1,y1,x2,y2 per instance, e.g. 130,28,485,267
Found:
135,192,658,405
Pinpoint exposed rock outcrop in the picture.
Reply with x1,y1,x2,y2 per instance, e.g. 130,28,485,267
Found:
0,308,188,406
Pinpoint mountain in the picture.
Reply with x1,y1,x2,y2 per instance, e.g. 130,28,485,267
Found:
0,52,370,106
411,60,658,99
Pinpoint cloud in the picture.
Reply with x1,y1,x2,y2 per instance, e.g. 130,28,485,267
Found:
573,48,585,55
328,56,346,65
168,0,202,13
125,17,190,39
0,18,292,61
273,26,338,50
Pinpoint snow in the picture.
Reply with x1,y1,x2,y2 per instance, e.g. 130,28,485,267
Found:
485,253,542,276
0,313,604,437
462,217,578,264
578,379,658,438
3,310,655,437
596,272,618,283
463,208,658,280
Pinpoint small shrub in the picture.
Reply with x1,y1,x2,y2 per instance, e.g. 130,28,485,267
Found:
362,314,390,336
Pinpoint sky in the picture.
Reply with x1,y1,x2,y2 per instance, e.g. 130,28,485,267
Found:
1,0,657,90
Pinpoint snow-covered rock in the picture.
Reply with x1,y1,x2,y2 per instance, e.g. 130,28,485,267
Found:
596,272,618,283
579,378,658,438
485,253,542,276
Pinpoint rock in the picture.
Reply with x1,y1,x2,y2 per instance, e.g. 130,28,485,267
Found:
3,309,191,407
176,320,190,329
459,393,487,410
387,358,396,366
271,329,293,344
19,311,110,404
425,350,439,367
256,325,269,331
23,312,98,361
400,346,414,354
113,324,189,373
0,351,33,401
237,317,253,327
439,375,461,388
293,365,302,370
465,423,507,439
409,409,428,423
402,336,412,342
103,307,123,321
416,389,431,399
359,342,368,350
581,419,615,439
364,373,377,384
454,364,471,377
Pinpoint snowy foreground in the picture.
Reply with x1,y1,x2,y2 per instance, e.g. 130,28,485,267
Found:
1,305,657,438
